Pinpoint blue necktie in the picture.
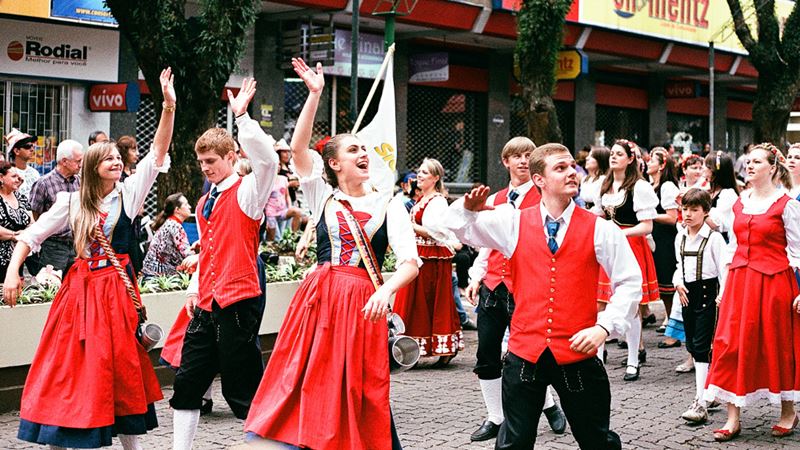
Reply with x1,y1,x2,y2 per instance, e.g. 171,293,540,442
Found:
508,189,519,208
202,187,219,220
546,220,560,254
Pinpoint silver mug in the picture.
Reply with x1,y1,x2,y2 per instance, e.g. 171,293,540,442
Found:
138,322,164,352
387,313,420,374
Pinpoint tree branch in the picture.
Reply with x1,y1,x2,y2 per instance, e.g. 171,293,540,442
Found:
726,0,758,54
779,3,800,69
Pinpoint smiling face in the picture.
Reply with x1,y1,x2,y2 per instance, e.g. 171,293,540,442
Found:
0,168,22,191
684,161,703,185
96,147,124,182
197,150,236,185
532,150,579,198
503,151,531,183
326,135,370,185
744,148,774,186
416,162,442,193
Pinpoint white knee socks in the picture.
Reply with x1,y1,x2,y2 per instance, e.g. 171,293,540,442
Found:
695,362,709,407
173,409,201,450
119,434,143,450
479,378,504,425
626,315,642,368
543,386,556,410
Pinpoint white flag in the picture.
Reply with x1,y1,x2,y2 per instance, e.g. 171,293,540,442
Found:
356,51,397,194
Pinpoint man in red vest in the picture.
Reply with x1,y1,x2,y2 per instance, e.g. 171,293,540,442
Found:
464,137,566,442
446,143,642,449
170,78,279,450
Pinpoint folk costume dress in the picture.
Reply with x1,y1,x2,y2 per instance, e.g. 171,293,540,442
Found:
651,180,680,298
17,152,169,448
704,190,800,407
244,152,420,450
393,194,465,358
708,187,738,242
596,179,660,303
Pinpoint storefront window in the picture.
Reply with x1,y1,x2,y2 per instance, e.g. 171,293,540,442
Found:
667,113,708,154
595,105,646,148
1,80,69,173
726,120,753,155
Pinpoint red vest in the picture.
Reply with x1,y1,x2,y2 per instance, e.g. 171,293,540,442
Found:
196,178,262,311
509,206,599,365
483,186,541,292
729,195,791,275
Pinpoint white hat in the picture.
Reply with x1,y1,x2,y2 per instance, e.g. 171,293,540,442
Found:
4,128,35,159
275,138,290,151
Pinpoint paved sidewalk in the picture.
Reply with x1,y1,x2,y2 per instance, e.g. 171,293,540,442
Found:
1,304,798,448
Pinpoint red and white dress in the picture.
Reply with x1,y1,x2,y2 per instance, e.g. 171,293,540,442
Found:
704,191,800,406
244,152,420,450
393,193,465,357
596,179,660,303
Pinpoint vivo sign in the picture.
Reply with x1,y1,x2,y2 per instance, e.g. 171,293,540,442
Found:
89,82,140,112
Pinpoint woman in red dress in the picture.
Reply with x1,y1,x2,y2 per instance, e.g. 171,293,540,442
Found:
393,158,465,365
3,68,175,449
595,139,660,381
244,58,421,450
704,143,800,442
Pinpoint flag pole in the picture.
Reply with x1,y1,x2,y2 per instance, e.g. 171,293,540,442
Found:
351,43,396,134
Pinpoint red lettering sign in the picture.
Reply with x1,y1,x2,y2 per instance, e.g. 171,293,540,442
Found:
664,81,697,99
89,83,128,112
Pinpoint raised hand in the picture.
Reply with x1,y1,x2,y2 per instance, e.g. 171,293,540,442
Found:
463,186,494,212
160,67,176,105
228,77,257,118
291,58,324,94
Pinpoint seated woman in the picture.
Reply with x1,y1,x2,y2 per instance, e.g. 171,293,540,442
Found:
265,173,306,240
141,192,194,278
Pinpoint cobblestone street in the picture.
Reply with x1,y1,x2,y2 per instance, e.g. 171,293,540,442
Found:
1,305,798,449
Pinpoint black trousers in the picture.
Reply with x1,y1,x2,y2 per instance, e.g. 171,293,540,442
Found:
682,278,719,363
475,283,515,380
495,350,621,450
170,296,265,419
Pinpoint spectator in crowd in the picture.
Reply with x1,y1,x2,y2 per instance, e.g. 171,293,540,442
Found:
117,135,139,180
275,139,300,206
575,145,591,178
265,173,305,241
141,193,194,278
733,143,752,182
88,130,109,146
0,162,32,280
28,139,83,274
4,128,40,199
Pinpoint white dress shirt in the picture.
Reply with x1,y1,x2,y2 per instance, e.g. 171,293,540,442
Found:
672,223,727,289
708,188,738,234
445,198,643,338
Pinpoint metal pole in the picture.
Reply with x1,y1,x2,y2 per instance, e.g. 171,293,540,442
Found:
709,41,715,151
385,13,395,51
350,0,359,123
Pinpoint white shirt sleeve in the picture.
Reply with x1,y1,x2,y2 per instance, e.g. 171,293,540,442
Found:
386,195,422,268
594,217,643,338
422,196,459,246
18,191,73,253
672,233,684,287
660,181,680,211
299,152,333,224
783,199,800,269
633,179,659,221
236,113,279,220
708,231,728,296
468,247,491,284
708,188,738,233
120,148,170,218
443,198,519,258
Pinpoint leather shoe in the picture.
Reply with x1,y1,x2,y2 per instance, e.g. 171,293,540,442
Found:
658,340,681,349
543,405,567,434
623,365,640,381
200,398,213,416
712,426,741,442
771,416,799,437
461,319,477,331
470,420,500,442
642,314,657,326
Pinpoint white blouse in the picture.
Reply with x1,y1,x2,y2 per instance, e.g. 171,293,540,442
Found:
300,151,420,269
708,188,739,233
593,179,659,221
579,175,604,207
658,181,680,211
724,189,800,269
20,150,169,255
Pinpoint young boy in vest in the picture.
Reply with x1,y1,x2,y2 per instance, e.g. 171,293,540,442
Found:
170,79,279,450
674,188,726,424
445,143,642,449
464,137,566,441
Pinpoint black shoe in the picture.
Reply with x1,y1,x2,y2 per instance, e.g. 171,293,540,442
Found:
657,340,681,349
642,314,657,326
470,420,501,442
461,319,477,331
638,349,647,364
623,366,640,381
656,325,667,334
543,405,567,434
617,340,628,349
200,398,213,416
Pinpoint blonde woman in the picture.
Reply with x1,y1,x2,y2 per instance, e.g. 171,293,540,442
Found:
393,158,465,365
4,68,175,449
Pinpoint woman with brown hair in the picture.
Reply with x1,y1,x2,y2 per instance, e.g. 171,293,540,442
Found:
4,68,175,450
0,162,32,280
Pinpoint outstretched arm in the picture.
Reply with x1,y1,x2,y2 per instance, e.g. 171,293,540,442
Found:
290,58,325,178
153,67,176,167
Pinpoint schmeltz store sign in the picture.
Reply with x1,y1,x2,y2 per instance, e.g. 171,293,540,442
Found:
0,18,119,82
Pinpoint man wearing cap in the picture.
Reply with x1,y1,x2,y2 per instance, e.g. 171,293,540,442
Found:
4,129,40,199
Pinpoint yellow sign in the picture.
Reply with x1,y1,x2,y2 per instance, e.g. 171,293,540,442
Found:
0,0,50,19
578,0,794,55
556,50,585,80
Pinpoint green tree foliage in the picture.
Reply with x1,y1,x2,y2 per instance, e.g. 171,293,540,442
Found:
514,0,573,146
727,0,800,144
105,0,258,203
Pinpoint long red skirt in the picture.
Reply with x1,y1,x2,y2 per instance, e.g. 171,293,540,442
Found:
392,258,463,357
20,257,163,429
244,264,392,450
597,235,660,304
704,266,800,406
